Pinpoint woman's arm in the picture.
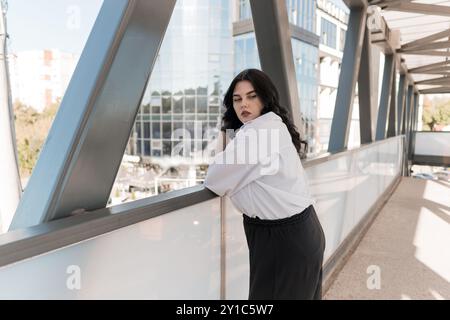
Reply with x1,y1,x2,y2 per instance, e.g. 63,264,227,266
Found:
204,128,277,197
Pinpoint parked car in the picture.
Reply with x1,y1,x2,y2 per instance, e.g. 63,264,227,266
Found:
412,173,438,180
434,170,450,182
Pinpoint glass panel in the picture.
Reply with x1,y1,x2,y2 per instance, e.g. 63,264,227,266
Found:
197,96,207,113
152,122,161,139
144,122,150,139
137,139,142,155
162,96,172,114
136,122,142,139
9,1,103,198
340,28,346,52
292,38,319,155
185,96,195,113
172,122,184,140
110,0,251,204
162,122,172,139
162,141,172,156
144,140,151,156
320,17,337,49
173,96,183,113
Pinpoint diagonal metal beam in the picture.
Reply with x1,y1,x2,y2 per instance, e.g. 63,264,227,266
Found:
408,60,450,73
400,50,450,57
396,74,406,134
383,2,450,17
409,65,450,74
10,0,176,230
328,5,367,152
415,76,450,85
358,26,374,144
412,93,419,131
387,62,397,138
376,54,395,140
402,85,413,135
422,66,450,73
411,70,450,75
401,28,450,50
375,54,394,141
412,93,419,133
343,0,369,8
419,86,450,94
408,93,419,160
249,0,303,135
399,40,450,52
373,0,414,5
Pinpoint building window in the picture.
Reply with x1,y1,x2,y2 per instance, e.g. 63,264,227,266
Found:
197,96,207,113
339,28,346,52
162,96,172,114
185,96,195,113
152,122,161,139
162,122,172,139
144,140,151,156
144,122,150,139
238,0,251,21
287,0,298,26
320,17,337,49
136,122,141,139
285,0,315,32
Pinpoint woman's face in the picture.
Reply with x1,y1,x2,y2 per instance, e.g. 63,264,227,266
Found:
232,80,264,124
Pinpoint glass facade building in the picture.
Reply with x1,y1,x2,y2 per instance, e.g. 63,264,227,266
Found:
130,0,320,160
316,0,352,152
238,0,317,32
287,0,316,32
292,40,319,154
122,0,321,200
320,17,337,49
235,0,319,154
129,0,233,161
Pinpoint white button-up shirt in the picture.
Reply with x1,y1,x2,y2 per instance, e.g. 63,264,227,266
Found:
204,111,316,220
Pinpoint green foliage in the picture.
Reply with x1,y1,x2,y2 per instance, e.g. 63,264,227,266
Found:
422,96,450,131
13,99,60,177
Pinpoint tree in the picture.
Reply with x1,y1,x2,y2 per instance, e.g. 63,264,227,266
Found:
422,96,450,131
13,99,60,177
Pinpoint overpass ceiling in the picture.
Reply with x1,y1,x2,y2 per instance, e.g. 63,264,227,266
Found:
375,0,450,93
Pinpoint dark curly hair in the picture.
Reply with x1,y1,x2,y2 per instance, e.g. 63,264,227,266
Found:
221,68,308,158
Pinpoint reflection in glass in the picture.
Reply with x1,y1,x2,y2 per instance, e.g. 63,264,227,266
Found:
112,1,235,205
162,96,172,114
185,96,195,113
152,122,161,139
173,96,183,113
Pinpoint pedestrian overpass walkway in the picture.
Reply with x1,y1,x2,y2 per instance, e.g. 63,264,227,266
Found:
1,0,450,299
325,177,450,300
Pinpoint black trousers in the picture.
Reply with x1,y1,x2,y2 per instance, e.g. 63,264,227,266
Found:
243,205,326,300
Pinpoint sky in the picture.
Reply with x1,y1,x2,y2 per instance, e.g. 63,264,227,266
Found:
6,0,103,54
5,0,348,55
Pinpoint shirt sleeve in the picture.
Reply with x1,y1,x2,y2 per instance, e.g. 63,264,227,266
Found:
203,130,280,197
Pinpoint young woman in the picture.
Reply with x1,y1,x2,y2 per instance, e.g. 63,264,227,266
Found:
204,68,326,300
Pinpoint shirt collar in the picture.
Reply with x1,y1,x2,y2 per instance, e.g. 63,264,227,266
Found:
241,111,281,128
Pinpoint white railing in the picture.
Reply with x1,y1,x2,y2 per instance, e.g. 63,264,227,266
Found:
0,136,404,299
414,131,450,157
225,135,403,298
